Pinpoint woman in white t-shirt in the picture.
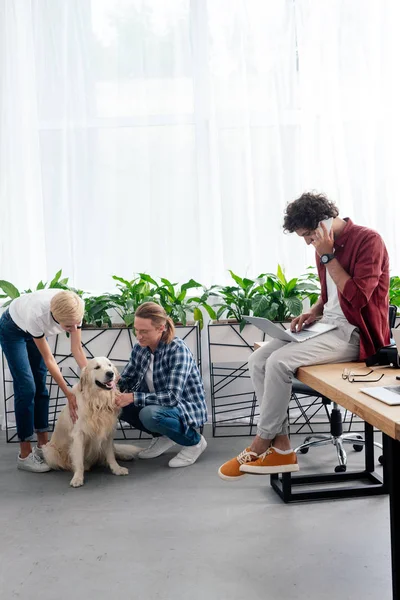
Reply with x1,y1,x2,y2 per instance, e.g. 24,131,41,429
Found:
0,290,88,472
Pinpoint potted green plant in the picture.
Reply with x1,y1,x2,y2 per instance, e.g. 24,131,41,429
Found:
79,273,203,366
207,266,321,434
210,266,319,331
83,293,115,327
154,276,215,330
109,274,159,327
211,270,264,331
251,265,320,323
0,269,74,307
390,276,400,311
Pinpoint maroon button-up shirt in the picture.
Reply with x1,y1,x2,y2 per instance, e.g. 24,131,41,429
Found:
316,218,390,361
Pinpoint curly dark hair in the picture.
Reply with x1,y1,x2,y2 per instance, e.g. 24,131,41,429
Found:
283,192,339,233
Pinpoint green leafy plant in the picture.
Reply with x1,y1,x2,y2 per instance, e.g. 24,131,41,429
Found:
214,266,320,330
389,276,400,311
81,274,215,330
83,294,114,327
0,270,73,307
251,265,320,323
0,267,321,332
155,278,215,329
213,270,265,330
109,274,159,326
0,280,20,305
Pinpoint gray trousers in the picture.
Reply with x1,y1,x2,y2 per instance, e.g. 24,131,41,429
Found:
248,323,360,440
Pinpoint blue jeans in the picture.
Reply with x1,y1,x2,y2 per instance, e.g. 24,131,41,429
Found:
0,310,50,441
121,404,201,447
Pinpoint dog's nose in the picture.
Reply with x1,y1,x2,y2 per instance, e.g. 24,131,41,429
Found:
106,371,114,379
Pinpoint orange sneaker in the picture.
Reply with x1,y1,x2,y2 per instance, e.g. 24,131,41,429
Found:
218,448,259,481
239,447,299,474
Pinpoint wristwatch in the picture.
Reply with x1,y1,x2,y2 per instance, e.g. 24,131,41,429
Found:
320,253,335,265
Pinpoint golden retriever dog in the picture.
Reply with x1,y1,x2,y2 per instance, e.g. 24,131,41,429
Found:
43,357,140,487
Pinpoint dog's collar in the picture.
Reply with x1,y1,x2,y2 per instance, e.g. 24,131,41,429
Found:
95,380,114,391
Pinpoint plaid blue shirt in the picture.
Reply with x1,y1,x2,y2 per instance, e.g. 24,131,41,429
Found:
119,337,207,431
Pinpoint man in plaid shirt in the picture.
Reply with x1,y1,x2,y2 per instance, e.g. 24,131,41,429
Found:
116,302,207,468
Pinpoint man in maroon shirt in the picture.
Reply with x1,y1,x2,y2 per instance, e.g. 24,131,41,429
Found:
218,192,390,480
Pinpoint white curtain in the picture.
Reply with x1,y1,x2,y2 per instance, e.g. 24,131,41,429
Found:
1,0,399,293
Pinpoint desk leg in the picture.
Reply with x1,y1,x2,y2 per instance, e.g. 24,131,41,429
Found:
384,434,400,600
364,421,375,473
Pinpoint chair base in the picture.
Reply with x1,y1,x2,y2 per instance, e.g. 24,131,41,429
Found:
295,433,383,472
294,403,382,472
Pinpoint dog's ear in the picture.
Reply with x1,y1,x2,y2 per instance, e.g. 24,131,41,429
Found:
80,367,90,392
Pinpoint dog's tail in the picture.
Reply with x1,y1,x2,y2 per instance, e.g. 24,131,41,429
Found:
114,443,142,461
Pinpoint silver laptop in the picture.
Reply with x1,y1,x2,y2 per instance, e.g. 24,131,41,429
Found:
244,315,337,343
360,385,400,406
360,330,400,405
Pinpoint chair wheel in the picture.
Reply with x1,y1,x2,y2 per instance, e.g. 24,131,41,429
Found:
353,444,363,452
335,465,347,473
299,447,309,454
378,455,384,465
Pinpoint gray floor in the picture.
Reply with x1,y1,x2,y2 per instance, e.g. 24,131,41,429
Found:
0,429,391,600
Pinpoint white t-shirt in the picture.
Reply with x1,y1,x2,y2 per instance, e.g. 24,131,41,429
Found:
324,269,347,322
144,354,155,392
9,289,82,338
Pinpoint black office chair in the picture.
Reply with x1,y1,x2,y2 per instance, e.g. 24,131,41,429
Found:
293,305,397,472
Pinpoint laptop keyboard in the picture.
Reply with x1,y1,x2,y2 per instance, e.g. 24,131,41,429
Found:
290,330,313,340
384,386,400,395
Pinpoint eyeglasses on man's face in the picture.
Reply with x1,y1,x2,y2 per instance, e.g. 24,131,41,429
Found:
341,368,384,383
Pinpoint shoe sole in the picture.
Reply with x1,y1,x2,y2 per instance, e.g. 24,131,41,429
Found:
169,460,196,468
138,444,176,459
217,467,247,481
17,465,51,473
240,464,300,474
138,452,171,459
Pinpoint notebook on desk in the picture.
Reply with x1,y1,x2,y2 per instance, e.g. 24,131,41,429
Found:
244,316,337,343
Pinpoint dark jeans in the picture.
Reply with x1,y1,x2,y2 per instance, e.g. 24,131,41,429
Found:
121,404,201,447
0,310,49,441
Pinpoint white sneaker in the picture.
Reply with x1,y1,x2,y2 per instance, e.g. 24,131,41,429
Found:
34,445,44,460
17,451,51,473
168,435,207,468
138,436,175,459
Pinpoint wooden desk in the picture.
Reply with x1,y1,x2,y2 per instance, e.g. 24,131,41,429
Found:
297,362,400,441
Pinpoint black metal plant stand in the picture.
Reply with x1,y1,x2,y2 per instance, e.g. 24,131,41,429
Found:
2,323,201,442
208,321,362,437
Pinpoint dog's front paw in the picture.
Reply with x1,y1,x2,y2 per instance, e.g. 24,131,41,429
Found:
70,474,84,487
112,466,129,476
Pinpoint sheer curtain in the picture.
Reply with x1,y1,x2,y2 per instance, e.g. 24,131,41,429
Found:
0,0,399,293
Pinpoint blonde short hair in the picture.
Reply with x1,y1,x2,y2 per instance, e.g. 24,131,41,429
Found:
50,291,84,325
135,302,175,344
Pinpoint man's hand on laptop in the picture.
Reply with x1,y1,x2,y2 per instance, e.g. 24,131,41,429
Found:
291,312,317,333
